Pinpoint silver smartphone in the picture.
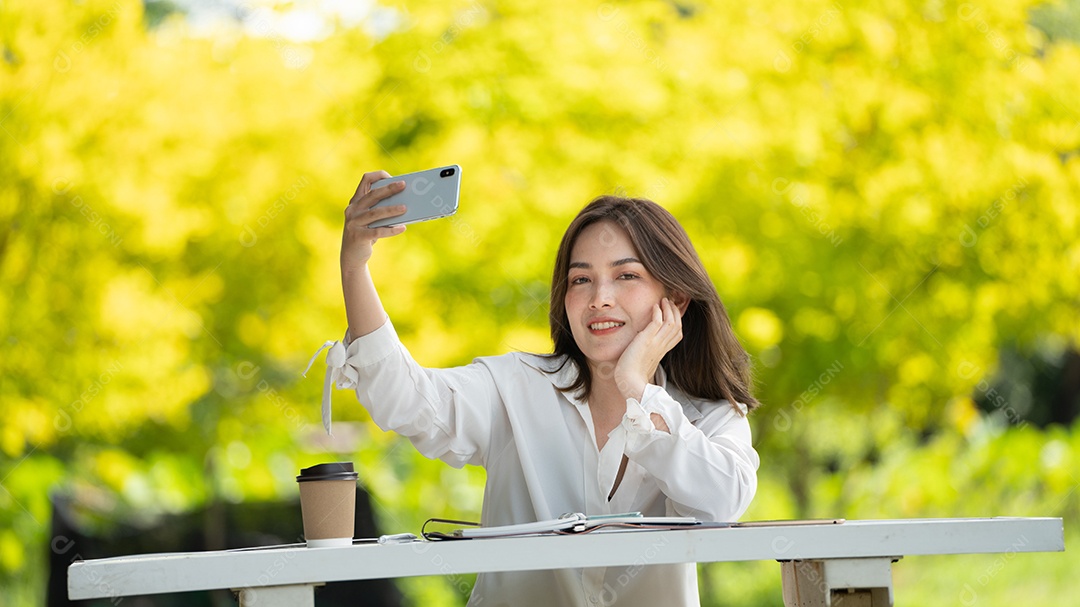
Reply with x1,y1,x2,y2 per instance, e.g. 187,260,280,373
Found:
367,165,461,228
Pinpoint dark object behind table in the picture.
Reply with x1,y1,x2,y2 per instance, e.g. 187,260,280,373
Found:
47,488,403,607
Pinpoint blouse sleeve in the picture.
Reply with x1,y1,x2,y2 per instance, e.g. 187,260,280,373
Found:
621,384,759,522
324,319,501,469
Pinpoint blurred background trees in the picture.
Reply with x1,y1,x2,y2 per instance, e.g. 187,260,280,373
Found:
2,0,1078,604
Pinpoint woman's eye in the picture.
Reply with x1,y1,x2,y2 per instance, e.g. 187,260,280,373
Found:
619,273,639,280
570,276,590,285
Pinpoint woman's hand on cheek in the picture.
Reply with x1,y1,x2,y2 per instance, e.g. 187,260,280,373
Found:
613,298,684,402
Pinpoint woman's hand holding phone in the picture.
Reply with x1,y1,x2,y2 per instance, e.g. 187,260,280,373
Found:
340,171,409,339
341,171,409,273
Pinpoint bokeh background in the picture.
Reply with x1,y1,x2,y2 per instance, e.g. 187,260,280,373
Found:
2,0,1079,605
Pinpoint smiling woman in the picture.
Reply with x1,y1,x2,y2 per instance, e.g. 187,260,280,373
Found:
319,174,761,607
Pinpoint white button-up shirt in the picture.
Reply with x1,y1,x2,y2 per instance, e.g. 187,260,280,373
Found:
330,319,759,606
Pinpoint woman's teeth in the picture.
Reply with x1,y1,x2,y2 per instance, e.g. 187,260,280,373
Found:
589,321,624,330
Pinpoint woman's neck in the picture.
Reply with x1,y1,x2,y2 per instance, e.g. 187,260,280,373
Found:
587,373,624,410
585,371,628,451
586,361,657,409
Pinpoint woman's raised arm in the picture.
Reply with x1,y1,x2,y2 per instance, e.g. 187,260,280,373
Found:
340,171,408,338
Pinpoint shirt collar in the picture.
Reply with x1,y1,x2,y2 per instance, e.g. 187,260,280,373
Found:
517,354,583,405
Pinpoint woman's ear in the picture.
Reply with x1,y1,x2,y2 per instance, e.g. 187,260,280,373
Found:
671,293,690,317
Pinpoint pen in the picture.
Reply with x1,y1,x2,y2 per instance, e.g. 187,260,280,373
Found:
378,532,418,544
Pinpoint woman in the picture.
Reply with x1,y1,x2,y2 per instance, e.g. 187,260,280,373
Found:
322,171,760,606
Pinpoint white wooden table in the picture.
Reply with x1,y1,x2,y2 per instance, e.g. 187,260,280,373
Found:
68,517,1064,606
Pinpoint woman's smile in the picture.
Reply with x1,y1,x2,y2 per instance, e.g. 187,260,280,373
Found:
587,317,626,334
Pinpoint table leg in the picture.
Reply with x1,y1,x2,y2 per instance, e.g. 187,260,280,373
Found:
233,583,317,607
780,557,899,607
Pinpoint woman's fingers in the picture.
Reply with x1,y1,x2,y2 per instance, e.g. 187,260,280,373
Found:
349,180,406,216
364,180,407,211
666,297,682,333
344,179,408,230
349,171,394,206
652,300,664,327
640,299,682,359
346,199,406,224
656,298,683,350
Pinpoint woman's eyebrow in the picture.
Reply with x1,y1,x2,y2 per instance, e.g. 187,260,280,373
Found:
568,257,642,270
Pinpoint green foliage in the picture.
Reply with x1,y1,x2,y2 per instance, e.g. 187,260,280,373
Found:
1,0,1078,605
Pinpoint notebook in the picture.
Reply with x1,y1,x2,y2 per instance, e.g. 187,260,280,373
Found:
452,512,700,538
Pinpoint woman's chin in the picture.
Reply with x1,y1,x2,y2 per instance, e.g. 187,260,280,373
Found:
581,351,626,374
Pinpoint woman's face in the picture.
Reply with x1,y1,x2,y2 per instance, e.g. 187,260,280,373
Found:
564,220,669,373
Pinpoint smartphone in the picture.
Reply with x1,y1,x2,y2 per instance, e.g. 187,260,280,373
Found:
367,165,461,228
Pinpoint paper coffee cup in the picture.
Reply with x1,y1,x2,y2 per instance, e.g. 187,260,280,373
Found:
296,462,358,548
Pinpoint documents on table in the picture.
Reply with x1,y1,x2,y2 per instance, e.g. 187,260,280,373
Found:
422,512,702,540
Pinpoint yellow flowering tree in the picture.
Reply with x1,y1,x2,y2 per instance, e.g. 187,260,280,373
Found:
1,0,1078,604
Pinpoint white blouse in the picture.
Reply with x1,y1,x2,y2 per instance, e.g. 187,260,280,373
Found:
321,319,759,607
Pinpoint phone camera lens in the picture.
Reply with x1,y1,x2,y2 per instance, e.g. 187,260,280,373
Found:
440,168,455,178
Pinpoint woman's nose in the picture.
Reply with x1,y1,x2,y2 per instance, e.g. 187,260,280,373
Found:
589,281,615,308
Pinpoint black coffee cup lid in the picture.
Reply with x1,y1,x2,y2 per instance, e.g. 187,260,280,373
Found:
296,462,358,483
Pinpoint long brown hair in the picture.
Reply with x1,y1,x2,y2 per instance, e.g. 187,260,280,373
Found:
547,195,759,412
